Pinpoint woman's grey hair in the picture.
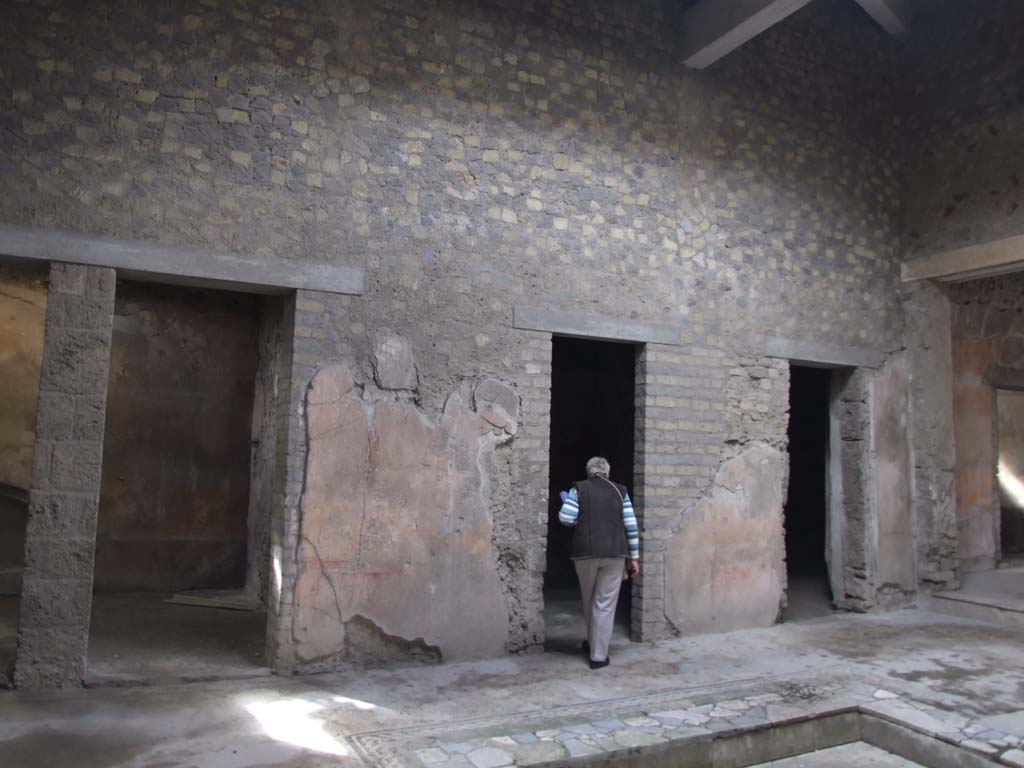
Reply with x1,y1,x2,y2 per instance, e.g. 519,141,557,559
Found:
586,456,610,477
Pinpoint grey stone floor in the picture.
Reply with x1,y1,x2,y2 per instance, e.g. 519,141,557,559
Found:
779,572,835,622
954,568,1024,609
0,592,268,687
86,592,268,684
1,607,1024,767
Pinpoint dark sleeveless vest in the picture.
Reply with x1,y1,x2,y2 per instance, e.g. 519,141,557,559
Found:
571,476,629,560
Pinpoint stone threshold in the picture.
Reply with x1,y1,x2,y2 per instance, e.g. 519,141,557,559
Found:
931,591,1024,614
83,666,273,689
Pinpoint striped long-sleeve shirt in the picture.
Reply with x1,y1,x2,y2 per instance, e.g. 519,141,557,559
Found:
558,486,640,560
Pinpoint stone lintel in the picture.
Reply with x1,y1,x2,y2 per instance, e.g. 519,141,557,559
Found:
986,365,1024,392
764,337,886,369
853,0,911,35
681,0,815,70
0,223,364,296
902,234,1024,283
513,306,680,346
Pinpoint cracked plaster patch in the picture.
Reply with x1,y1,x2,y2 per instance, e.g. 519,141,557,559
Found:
292,363,515,667
664,444,786,635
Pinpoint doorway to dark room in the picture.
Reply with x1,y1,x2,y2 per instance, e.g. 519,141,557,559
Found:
544,336,637,650
88,280,274,684
782,365,835,621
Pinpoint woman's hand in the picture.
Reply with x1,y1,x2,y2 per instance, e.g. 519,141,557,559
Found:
627,558,640,576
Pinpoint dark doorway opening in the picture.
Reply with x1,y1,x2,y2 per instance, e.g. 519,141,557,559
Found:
544,336,636,649
88,280,273,683
783,365,834,621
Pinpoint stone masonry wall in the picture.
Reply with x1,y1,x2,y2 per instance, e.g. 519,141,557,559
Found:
0,0,906,354
683,0,904,349
2,0,916,668
898,1,1023,586
643,346,792,639
902,0,1024,257
14,263,115,688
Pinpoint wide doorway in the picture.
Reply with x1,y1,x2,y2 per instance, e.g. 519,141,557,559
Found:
88,280,277,683
782,365,835,621
544,336,637,650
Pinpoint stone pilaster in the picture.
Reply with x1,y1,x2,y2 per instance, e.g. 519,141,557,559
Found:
14,263,115,689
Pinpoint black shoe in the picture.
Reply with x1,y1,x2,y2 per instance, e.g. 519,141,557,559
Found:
589,657,610,670
582,640,590,655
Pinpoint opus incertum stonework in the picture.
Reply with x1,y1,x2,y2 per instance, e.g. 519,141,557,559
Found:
0,4,1022,750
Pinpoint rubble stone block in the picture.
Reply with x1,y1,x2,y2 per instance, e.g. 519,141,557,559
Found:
34,393,75,440
24,493,99,540
72,396,106,441
22,535,94,580
18,576,92,627
40,329,114,395
49,440,103,492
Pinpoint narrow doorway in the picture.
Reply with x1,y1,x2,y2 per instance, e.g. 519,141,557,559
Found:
782,365,835,621
88,280,272,683
997,389,1024,559
544,336,636,650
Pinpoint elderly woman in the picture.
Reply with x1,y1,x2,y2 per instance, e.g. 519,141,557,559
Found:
558,456,640,669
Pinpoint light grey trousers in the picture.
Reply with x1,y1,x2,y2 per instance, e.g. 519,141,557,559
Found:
575,557,626,662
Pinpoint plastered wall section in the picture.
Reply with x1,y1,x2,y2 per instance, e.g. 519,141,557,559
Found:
267,290,552,669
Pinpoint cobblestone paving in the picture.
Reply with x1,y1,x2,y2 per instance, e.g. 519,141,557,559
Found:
3,609,1023,767
354,674,1024,767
